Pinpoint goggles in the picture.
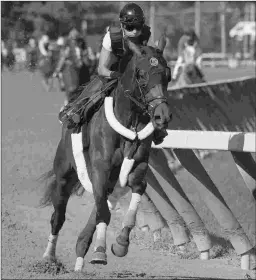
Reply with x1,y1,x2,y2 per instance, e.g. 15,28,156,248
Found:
122,23,143,32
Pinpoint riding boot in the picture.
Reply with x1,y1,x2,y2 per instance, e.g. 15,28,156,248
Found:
152,128,168,145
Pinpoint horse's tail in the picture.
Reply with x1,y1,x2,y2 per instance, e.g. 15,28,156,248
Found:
38,169,57,207
38,169,84,208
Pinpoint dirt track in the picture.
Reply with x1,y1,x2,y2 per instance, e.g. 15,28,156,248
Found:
2,70,255,279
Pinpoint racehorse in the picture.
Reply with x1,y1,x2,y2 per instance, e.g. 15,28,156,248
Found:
40,35,171,270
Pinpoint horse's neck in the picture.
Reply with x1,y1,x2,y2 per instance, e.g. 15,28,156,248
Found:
113,83,149,130
113,84,134,128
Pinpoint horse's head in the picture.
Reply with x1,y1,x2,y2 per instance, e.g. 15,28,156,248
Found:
120,36,172,130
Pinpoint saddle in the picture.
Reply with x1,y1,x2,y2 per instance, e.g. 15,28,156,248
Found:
59,76,118,131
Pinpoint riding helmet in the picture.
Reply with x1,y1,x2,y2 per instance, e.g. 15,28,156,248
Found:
119,3,145,25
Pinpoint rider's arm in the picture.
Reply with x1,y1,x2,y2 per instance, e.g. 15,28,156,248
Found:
172,56,183,79
196,55,202,69
97,31,118,78
97,47,118,78
195,44,203,69
38,40,48,56
172,36,186,79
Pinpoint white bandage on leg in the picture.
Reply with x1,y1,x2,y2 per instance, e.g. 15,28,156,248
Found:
43,234,58,259
129,193,142,211
94,222,107,251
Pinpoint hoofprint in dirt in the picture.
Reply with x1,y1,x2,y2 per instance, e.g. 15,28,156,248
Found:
1,70,255,279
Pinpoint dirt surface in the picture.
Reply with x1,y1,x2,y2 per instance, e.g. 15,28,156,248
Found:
2,69,256,279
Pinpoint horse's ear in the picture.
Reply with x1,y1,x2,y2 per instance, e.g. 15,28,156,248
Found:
157,34,167,52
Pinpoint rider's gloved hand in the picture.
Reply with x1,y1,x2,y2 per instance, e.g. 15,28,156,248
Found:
110,71,122,79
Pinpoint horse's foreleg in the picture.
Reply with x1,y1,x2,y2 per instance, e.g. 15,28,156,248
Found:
89,161,112,265
75,178,123,271
111,162,148,257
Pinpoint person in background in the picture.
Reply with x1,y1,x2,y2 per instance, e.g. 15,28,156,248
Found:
172,28,203,80
38,35,50,58
1,40,8,69
26,37,38,72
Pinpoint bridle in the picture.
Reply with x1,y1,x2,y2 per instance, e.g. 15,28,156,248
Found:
123,64,168,118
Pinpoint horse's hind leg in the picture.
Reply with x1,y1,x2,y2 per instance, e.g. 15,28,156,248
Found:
43,146,78,261
74,205,97,271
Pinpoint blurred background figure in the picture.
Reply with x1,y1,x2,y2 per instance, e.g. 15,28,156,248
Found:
4,38,16,71
0,2,254,77
38,35,50,58
172,28,204,82
38,34,58,91
26,37,38,72
1,40,8,70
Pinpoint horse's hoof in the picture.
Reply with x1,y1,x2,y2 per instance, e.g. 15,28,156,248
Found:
42,253,56,262
74,257,84,271
111,242,129,257
90,249,107,265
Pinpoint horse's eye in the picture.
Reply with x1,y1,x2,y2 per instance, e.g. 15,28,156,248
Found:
156,48,163,55
139,70,144,76
141,50,146,56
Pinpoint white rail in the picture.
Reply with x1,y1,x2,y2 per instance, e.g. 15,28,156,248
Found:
152,130,256,153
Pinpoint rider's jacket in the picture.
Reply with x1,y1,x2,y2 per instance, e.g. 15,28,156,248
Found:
110,23,151,56
103,22,151,71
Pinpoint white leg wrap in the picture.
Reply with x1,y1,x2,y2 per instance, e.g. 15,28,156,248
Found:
119,157,135,187
94,222,107,251
129,193,142,211
153,230,161,242
200,250,210,261
123,193,142,227
74,257,84,271
241,252,250,270
43,234,58,259
107,199,117,210
71,132,93,193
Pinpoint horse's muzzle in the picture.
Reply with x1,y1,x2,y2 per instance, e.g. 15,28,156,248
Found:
152,102,172,130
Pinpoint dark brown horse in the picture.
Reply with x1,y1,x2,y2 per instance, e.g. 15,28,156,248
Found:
40,36,171,271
